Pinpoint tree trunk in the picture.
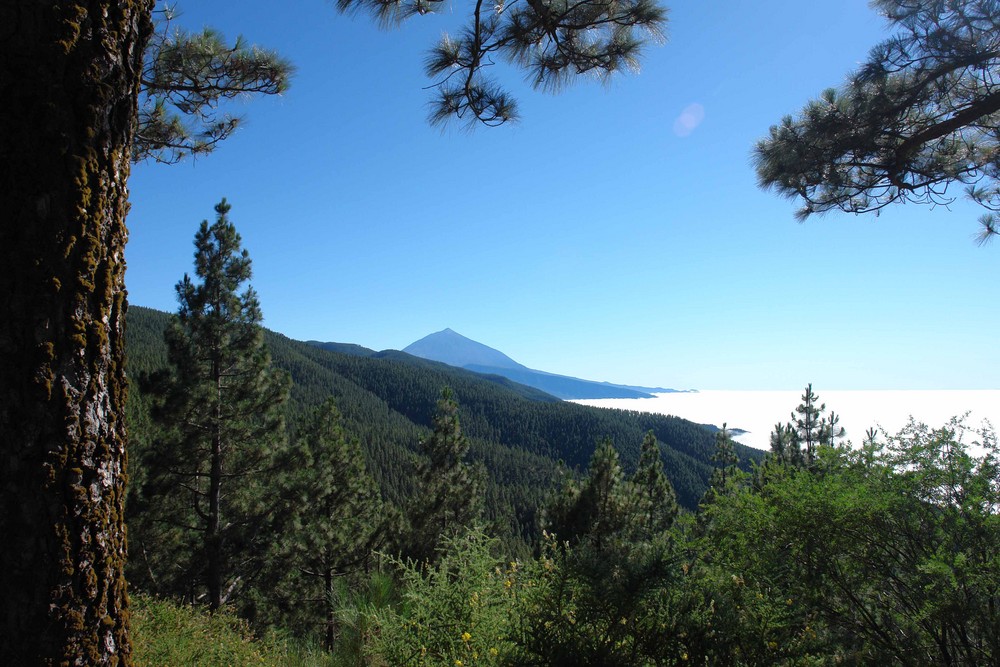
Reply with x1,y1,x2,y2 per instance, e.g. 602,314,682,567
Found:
208,357,224,611
0,2,153,664
325,566,335,651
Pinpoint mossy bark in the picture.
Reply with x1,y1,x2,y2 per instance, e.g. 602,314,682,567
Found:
0,2,153,664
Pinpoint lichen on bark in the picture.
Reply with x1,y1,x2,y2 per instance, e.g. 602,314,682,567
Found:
0,1,155,665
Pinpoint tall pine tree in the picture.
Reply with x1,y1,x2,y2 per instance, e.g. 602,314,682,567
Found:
792,384,824,465
271,399,385,648
402,387,484,563
628,430,679,539
701,423,742,506
138,200,289,611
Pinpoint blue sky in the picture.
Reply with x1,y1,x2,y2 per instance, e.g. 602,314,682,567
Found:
126,0,1000,391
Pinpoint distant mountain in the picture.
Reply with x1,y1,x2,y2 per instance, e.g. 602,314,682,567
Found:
402,329,688,400
404,329,525,370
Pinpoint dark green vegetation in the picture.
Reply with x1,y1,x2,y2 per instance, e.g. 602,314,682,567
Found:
128,305,746,529
756,0,1000,242
136,7,293,164
127,234,1000,664
130,390,1000,665
339,404,1000,666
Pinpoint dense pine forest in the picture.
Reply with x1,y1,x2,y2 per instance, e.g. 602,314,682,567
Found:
126,304,754,546
125,286,1000,666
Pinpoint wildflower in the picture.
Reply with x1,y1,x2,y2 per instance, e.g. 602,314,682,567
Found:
489,647,499,656
462,631,472,642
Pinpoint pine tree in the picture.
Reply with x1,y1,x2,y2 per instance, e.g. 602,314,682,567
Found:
769,421,801,467
140,200,289,611
135,8,292,163
792,384,827,465
0,8,290,658
755,0,1000,242
403,387,485,562
628,431,679,539
341,0,667,126
711,424,740,488
820,410,846,447
542,435,675,549
272,399,384,649
790,384,845,466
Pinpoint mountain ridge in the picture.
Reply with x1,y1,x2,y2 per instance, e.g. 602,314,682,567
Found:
401,328,691,400
403,328,526,371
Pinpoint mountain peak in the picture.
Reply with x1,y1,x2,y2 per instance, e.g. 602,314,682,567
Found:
403,329,525,370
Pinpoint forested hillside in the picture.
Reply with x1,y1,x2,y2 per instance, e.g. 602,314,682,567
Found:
127,305,758,528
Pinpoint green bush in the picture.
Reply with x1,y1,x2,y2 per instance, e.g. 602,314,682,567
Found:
366,528,520,665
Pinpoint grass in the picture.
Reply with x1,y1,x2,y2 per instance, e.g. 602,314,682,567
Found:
130,593,336,667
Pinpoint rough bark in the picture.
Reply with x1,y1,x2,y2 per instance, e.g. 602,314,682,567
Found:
0,2,153,664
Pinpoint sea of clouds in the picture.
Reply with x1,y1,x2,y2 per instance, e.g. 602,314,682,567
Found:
572,390,1000,452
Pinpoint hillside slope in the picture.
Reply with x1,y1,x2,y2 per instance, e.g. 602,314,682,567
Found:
126,307,763,528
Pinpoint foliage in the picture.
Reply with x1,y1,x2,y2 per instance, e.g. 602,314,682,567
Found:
760,385,845,474
326,571,400,667
628,430,679,537
402,388,487,563
522,435,683,665
337,0,667,126
703,417,1000,664
755,0,1000,242
130,201,290,611
705,422,743,499
135,5,293,163
366,528,521,665
266,399,386,647
512,529,683,666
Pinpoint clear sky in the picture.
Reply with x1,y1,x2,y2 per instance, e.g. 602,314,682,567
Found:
125,0,1000,391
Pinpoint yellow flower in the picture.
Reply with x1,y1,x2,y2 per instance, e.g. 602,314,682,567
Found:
462,631,472,642
455,661,463,666
489,647,499,656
